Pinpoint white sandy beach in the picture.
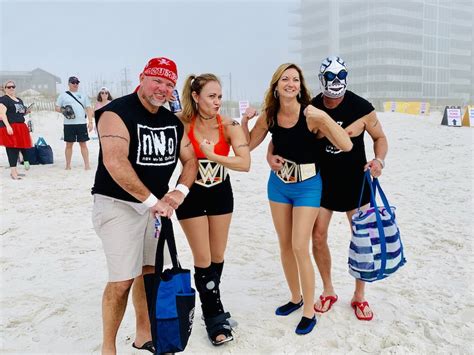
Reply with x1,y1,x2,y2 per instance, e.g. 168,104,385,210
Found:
1,110,473,354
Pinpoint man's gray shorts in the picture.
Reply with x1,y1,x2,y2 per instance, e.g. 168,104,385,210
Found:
92,195,169,282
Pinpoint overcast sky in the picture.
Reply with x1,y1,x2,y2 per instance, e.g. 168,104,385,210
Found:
0,0,301,101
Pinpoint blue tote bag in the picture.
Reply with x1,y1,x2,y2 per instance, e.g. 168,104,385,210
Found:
349,170,406,282
144,217,195,354
35,137,54,164
23,146,39,165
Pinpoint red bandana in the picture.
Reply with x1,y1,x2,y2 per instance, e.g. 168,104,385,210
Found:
142,57,178,84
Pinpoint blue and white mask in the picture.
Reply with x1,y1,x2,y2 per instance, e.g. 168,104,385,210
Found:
318,56,348,99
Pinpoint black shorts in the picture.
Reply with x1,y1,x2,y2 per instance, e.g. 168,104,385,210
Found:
320,172,371,212
176,177,234,220
64,124,89,142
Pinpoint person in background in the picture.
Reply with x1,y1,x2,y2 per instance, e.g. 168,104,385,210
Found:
95,87,113,111
91,57,197,355
174,73,250,346
267,56,388,321
55,76,93,170
93,87,114,139
241,63,352,335
0,80,33,180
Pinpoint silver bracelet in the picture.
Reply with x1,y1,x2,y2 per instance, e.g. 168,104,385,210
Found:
374,158,385,169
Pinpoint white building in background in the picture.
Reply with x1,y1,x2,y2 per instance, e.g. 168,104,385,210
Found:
291,0,473,109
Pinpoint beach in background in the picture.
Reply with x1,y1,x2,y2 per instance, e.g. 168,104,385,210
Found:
1,110,473,354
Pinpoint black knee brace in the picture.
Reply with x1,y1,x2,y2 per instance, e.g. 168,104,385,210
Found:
194,265,224,318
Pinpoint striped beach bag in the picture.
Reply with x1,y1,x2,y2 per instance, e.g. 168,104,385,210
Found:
348,170,406,282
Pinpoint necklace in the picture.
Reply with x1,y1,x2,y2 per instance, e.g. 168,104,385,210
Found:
198,112,215,120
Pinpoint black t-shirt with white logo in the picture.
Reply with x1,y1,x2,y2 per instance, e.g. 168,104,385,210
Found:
0,95,27,127
311,90,374,211
92,92,183,201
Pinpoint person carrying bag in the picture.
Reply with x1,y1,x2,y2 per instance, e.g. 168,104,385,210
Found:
349,170,406,282
65,91,88,118
144,217,195,354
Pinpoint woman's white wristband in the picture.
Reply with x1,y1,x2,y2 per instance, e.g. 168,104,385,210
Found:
175,184,190,197
143,193,158,208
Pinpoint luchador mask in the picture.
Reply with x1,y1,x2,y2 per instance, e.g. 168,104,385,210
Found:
318,56,348,99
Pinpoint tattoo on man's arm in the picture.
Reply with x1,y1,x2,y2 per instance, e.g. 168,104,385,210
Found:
100,135,129,143
372,119,379,128
231,120,240,126
184,141,192,148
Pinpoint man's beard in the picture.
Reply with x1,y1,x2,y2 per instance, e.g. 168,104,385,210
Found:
144,94,166,108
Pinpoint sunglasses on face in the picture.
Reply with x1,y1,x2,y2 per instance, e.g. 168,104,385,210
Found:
70,81,79,85
323,70,348,81
100,91,108,94
5,85,16,89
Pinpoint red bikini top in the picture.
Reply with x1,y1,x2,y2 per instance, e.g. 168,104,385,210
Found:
188,114,230,159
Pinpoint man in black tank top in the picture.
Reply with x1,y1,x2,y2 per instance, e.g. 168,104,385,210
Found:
268,56,388,321
92,57,197,354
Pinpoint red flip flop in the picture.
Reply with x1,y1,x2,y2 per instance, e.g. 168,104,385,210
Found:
351,301,373,321
314,294,338,313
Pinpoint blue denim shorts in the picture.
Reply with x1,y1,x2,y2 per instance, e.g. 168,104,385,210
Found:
267,171,322,207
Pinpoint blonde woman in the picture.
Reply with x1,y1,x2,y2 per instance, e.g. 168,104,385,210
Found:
0,80,33,179
175,73,250,346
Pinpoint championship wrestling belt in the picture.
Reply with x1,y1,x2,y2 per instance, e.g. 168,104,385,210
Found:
276,158,317,184
195,159,229,188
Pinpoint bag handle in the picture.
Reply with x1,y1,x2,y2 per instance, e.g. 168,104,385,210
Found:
357,170,371,210
36,137,47,146
162,217,180,269
154,217,181,279
66,91,85,109
372,177,405,263
372,178,393,218
357,170,392,214
153,217,189,306
66,91,88,118
357,170,388,278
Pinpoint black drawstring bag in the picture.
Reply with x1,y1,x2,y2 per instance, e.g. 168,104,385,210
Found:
144,217,195,354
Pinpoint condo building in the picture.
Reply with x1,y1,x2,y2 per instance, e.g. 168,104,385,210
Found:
292,0,473,108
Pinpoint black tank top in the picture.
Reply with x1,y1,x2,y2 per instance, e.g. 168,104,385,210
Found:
92,93,184,201
312,91,374,172
269,106,319,164
0,95,27,127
